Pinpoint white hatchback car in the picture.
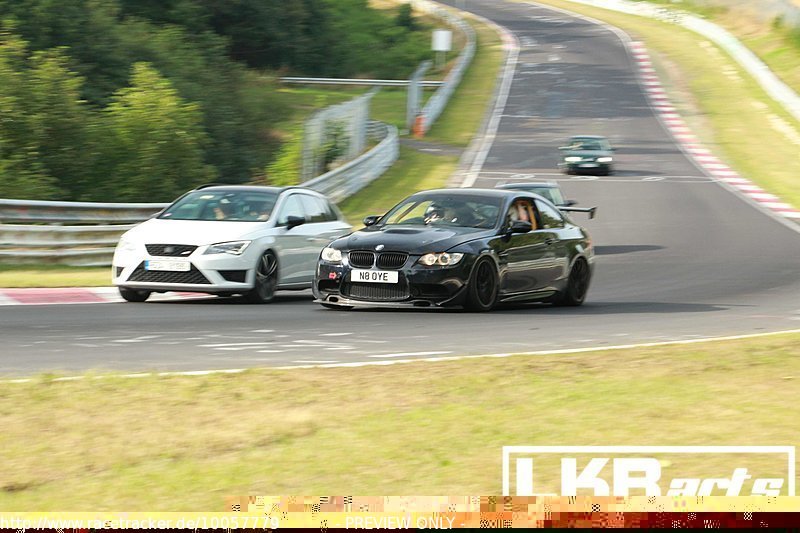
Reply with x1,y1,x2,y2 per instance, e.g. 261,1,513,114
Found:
112,185,352,303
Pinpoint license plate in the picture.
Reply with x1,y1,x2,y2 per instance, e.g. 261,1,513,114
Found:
145,259,190,272
350,269,399,284
579,163,599,167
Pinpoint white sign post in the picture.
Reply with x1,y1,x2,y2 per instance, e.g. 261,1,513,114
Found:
432,29,452,70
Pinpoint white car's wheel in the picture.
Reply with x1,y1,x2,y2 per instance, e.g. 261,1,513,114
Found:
243,251,278,303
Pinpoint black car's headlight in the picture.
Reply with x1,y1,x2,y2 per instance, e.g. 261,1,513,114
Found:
321,247,343,263
203,241,251,255
564,156,582,162
597,157,613,163
417,252,465,267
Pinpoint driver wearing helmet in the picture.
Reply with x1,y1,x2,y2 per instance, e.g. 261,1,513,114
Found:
424,202,451,224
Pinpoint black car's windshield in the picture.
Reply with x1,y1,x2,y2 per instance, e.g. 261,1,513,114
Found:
381,194,502,229
158,190,278,222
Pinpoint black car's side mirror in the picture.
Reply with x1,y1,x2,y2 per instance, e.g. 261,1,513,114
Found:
363,215,381,227
509,220,532,234
286,215,305,230
563,199,577,207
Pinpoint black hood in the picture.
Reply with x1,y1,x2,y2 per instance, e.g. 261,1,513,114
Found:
335,225,497,255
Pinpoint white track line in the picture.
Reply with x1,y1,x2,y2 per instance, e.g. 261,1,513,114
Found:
459,12,520,188
524,0,800,233
3,329,799,384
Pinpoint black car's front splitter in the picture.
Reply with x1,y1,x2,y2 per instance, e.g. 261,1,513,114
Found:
315,288,468,310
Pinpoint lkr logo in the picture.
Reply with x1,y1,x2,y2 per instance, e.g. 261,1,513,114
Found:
502,446,796,496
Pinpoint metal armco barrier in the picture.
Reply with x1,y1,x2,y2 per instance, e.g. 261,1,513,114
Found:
411,0,476,135
281,77,443,87
0,122,399,266
303,122,399,204
565,0,800,123
0,198,167,224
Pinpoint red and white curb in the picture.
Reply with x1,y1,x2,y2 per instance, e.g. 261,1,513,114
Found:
629,41,800,221
0,287,213,306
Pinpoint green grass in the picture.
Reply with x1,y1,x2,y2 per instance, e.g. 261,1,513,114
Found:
0,265,110,288
1,332,797,509
629,0,800,95
338,147,459,224
529,0,800,210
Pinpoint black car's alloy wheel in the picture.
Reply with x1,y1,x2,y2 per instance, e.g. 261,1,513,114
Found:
466,258,499,312
119,287,151,302
244,251,278,303
555,258,590,306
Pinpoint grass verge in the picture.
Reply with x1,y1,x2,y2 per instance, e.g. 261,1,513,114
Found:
0,265,110,288
338,10,505,226
339,147,458,225
1,332,797,509
629,0,800,95
529,0,800,210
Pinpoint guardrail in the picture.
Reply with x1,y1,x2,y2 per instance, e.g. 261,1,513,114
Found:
0,198,168,224
280,77,443,87
411,0,477,134
303,121,399,204
0,122,399,266
1,0,476,267
565,0,800,123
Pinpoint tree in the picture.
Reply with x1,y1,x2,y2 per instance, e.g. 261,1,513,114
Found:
0,30,79,199
99,62,215,201
396,3,416,31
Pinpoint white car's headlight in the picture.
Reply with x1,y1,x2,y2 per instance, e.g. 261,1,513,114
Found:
417,252,464,267
203,241,251,255
564,156,582,162
117,237,137,252
597,156,613,162
321,247,342,263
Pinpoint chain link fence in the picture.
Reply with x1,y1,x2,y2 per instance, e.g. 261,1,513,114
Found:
301,88,378,181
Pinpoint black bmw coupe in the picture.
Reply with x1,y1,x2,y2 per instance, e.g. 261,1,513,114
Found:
313,188,594,311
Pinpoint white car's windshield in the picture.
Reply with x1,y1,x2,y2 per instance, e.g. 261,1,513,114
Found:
381,195,502,229
158,190,278,222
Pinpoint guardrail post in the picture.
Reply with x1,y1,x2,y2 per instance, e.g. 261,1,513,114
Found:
407,61,432,131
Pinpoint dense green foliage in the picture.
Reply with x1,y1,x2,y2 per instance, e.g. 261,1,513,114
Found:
0,0,432,201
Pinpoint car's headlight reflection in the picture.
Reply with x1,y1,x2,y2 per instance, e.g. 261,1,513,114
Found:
321,247,343,263
203,241,251,255
417,252,464,267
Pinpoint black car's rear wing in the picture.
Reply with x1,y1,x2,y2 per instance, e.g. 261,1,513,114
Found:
559,206,597,219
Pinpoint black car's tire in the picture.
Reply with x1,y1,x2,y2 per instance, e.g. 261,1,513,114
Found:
554,258,590,307
119,287,151,302
243,251,278,304
466,257,499,312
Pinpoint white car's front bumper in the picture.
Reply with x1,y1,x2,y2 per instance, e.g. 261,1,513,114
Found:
112,244,258,293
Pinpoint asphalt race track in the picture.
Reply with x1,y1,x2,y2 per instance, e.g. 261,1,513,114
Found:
2,0,799,376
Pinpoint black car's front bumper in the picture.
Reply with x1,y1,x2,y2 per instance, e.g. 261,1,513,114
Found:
313,257,476,308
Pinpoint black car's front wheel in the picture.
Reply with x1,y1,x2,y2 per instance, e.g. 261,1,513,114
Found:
554,258,590,307
243,251,278,304
466,257,499,312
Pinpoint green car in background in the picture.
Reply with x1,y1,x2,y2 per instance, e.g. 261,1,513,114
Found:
558,135,616,176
